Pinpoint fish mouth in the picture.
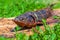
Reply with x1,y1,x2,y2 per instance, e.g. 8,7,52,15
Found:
13,19,26,27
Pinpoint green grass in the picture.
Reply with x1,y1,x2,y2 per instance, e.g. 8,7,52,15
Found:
0,18,60,40
0,0,60,18
0,0,60,40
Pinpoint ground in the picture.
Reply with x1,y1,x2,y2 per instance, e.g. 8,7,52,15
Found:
0,9,60,38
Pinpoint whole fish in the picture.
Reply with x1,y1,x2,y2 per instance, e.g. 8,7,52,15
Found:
13,4,55,29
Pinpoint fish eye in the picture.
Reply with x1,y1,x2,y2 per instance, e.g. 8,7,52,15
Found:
22,18,24,20
19,17,23,21
20,17,26,21
21,18,25,21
